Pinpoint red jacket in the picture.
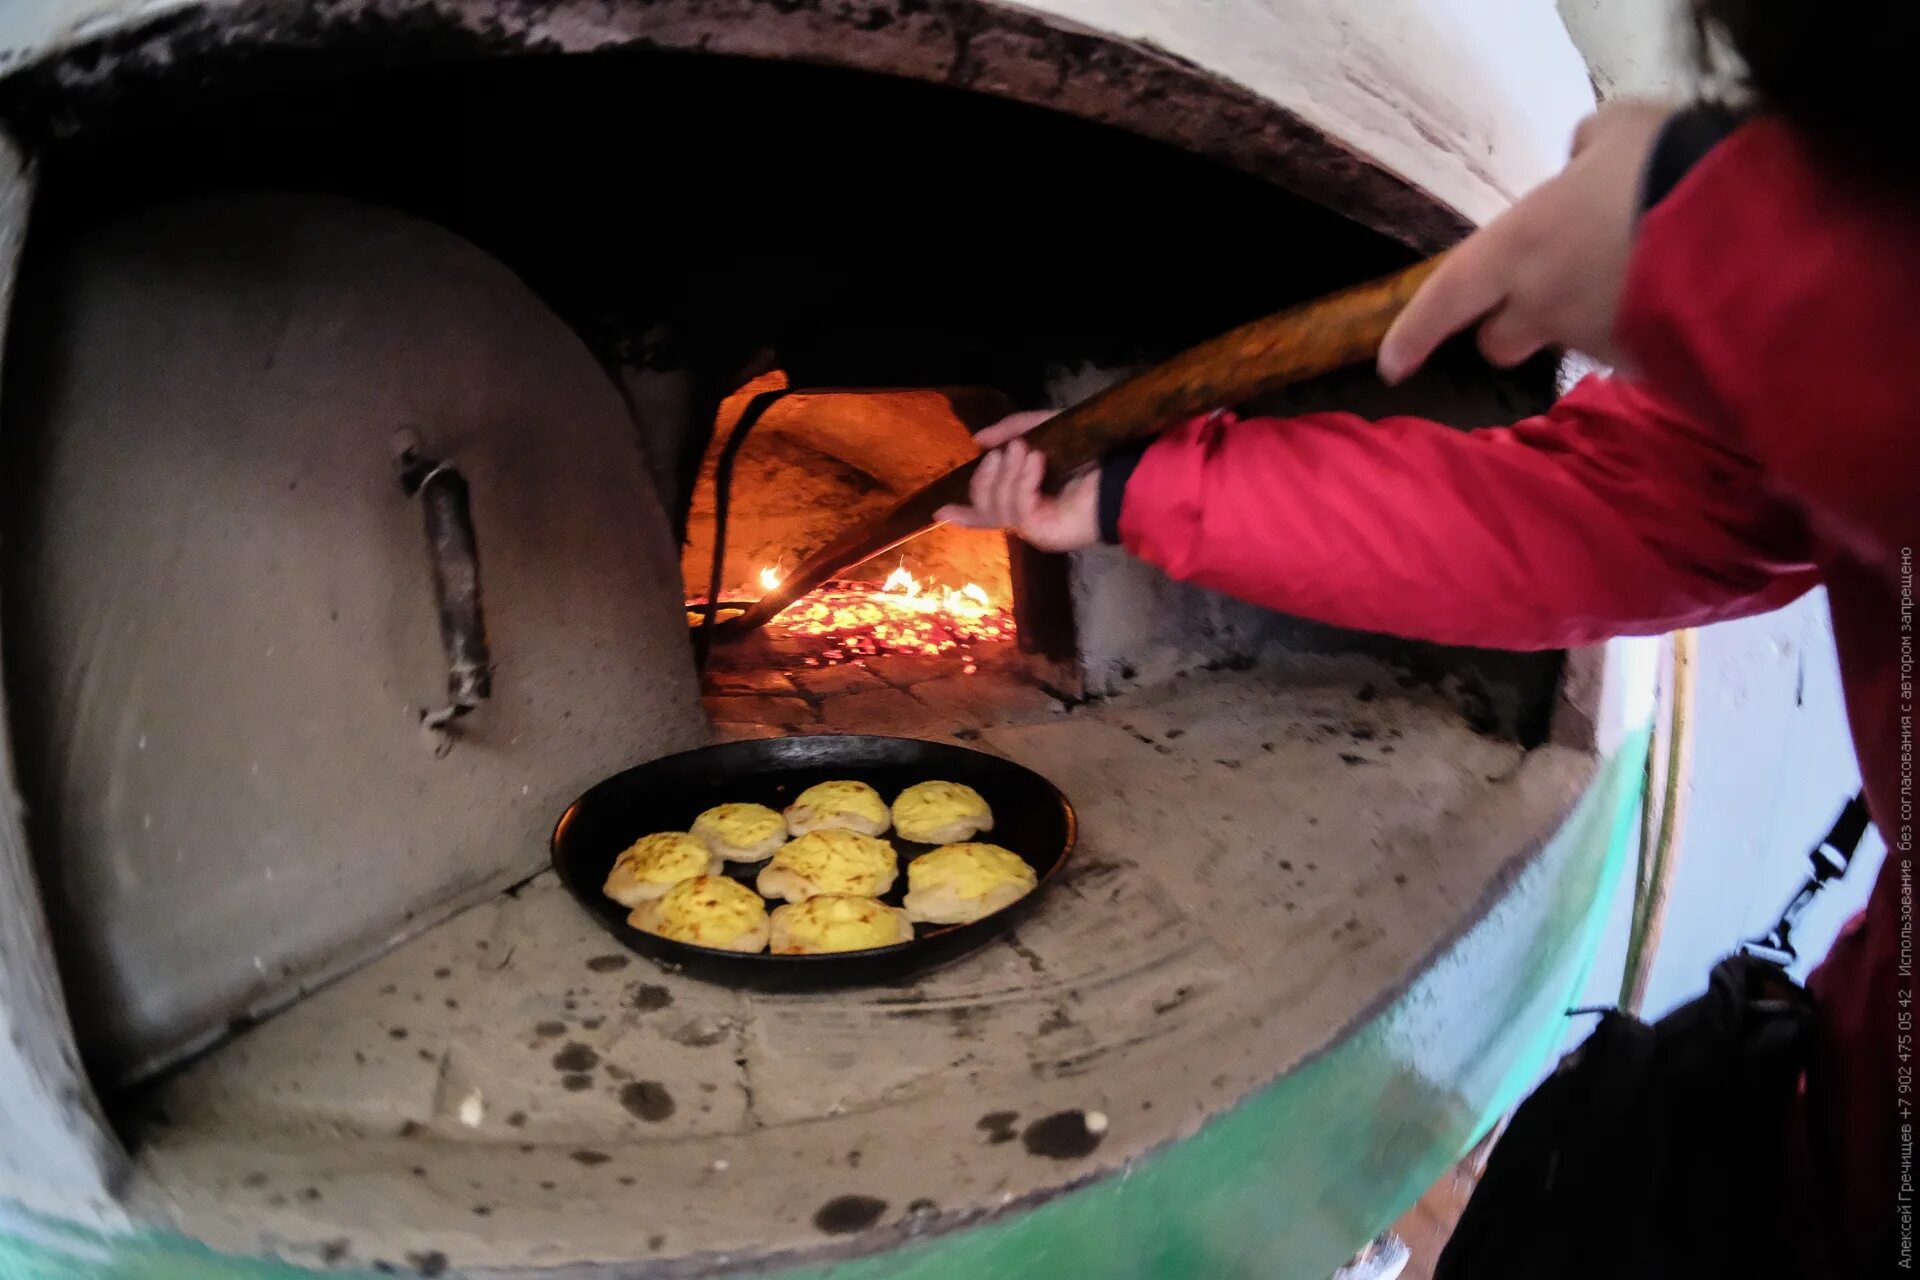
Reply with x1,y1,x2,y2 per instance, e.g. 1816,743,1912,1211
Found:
1117,119,1915,1271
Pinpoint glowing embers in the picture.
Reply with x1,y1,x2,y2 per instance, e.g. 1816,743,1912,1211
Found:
693,565,1012,666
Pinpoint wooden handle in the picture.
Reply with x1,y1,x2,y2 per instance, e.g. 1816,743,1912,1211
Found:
708,254,1444,639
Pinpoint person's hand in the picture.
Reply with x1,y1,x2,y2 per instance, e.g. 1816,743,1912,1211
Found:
935,411,1101,553
1378,100,1674,383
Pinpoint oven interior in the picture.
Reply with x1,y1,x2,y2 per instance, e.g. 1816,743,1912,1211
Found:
0,49,1586,1274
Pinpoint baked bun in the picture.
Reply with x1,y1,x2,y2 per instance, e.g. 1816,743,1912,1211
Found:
756,829,899,903
902,842,1037,924
770,895,914,954
691,803,788,863
628,875,770,953
891,780,993,844
603,832,722,907
783,780,890,837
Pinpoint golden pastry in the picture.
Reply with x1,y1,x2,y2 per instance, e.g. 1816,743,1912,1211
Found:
783,780,890,837
902,842,1037,924
891,780,993,844
770,895,914,954
691,802,787,863
628,875,770,953
602,832,721,907
756,829,899,903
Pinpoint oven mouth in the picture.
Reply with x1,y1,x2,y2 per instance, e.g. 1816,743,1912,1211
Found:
680,375,1023,678
0,45,1566,1087
0,35,1607,1280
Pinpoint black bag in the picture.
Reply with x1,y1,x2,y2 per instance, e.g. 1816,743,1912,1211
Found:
1434,794,1871,1279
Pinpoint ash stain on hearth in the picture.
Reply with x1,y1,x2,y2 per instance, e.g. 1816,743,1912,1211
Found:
560,1073,593,1092
1035,1006,1073,1036
1002,931,1047,975
977,1110,1019,1144
619,1081,676,1122
533,1021,566,1038
631,984,673,1012
551,1043,599,1073
586,954,630,973
1022,1110,1105,1159
813,1194,888,1234
945,1005,985,1040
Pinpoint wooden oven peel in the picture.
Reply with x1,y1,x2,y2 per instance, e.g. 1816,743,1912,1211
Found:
699,254,1445,642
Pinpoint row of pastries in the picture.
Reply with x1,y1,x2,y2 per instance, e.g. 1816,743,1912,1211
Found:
601,780,1038,954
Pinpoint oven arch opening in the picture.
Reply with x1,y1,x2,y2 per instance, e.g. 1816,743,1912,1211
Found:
0,18,1637,1279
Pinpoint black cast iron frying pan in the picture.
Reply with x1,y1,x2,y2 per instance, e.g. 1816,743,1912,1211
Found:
550,734,1076,990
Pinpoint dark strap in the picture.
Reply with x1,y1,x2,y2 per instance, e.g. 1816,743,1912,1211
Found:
1745,792,1872,964
1639,103,1746,214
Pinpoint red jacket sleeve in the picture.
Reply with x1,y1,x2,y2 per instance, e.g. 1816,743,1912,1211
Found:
1116,375,1819,650
1619,117,1918,565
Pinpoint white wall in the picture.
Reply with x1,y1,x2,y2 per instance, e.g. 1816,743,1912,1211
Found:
1557,0,1699,98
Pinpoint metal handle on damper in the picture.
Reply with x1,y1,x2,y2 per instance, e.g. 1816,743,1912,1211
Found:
394,428,494,751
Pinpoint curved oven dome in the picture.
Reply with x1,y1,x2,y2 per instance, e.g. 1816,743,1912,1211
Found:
0,7,1654,1280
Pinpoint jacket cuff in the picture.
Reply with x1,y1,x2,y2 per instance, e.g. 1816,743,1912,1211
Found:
1098,445,1149,545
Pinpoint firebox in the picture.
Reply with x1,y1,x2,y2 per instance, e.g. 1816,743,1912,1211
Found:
0,8,1650,1280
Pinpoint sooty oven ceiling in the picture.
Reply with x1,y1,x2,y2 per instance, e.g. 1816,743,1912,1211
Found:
19,50,1416,529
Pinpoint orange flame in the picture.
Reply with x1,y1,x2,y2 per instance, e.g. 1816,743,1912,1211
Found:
690,563,1014,665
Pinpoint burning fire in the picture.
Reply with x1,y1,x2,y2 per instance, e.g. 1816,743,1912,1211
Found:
693,563,1014,665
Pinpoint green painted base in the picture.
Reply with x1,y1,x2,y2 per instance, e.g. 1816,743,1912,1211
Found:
2,729,1645,1280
